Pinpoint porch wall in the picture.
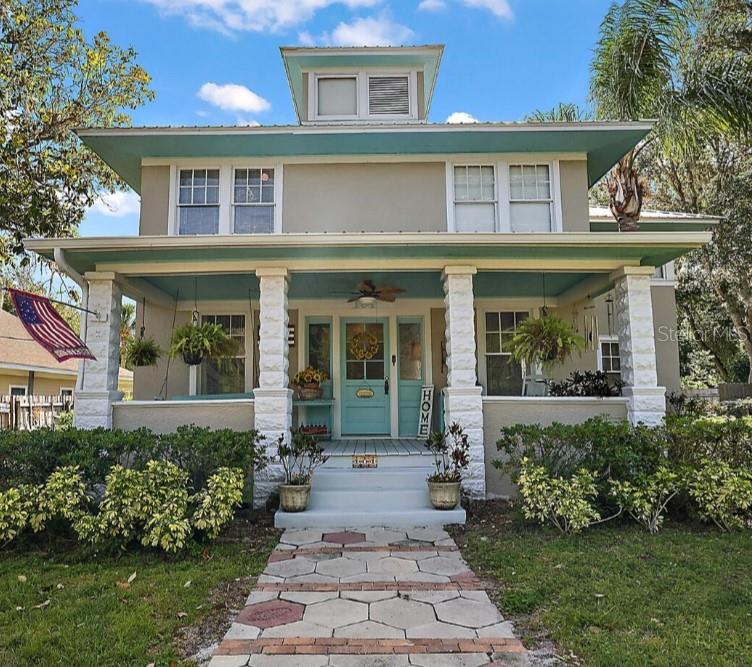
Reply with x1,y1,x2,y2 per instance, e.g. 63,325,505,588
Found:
482,396,629,498
112,399,254,433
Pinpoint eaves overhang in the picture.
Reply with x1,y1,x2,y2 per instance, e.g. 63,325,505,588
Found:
76,121,652,194
25,231,710,278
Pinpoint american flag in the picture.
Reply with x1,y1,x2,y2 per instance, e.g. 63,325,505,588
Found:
9,288,95,362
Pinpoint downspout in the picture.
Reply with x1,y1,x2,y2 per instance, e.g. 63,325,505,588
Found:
54,248,88,391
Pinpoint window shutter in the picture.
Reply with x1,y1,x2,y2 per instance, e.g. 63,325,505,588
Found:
368,76,410,116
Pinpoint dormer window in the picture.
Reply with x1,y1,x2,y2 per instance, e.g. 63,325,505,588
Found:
311,71,416,122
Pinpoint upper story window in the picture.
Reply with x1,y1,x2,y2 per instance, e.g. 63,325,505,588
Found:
312,71,415,122
453,165,497,232
448,160,561,233
509,164,553,232
233,168,275,234
178,169,219,235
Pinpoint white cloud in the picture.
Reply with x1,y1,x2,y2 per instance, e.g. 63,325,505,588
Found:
142,0,381,34
446,111,478,124
198,82,271,113
237,118,261,126
305,12,414,46
418,0,446,10
89,190,140,218
461,0,513,20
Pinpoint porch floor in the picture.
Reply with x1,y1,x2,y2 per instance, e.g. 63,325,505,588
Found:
321,438,429,456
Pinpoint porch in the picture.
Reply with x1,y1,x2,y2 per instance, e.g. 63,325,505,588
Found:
25,232,706,511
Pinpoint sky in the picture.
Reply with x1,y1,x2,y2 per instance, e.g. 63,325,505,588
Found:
78,0,614,237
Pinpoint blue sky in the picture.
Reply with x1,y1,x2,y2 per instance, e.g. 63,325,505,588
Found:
79,0,613,236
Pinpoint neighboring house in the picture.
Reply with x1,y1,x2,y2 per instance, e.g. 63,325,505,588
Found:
25,45,714,524
0,309,133,399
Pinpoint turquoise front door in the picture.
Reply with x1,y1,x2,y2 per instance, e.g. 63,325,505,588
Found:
341,318,390,435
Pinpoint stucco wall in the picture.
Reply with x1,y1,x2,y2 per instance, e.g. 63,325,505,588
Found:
483,397,629,498
0,372,76,396
133,302,190,400
113,399,255,433
139,166,170,236
559,160,589,232
282,162,447,233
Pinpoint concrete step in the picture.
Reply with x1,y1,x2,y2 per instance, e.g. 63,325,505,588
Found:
274,505,466,528
312,468,431,490
308,488,430,510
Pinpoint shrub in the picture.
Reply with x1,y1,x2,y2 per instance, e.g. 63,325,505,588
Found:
192,467,244,539
30,466,88,533
548,370,623,397
517,457,601,534
0,486,33,544
665,416,752,470
687,460,752,531
610,466,684,533
278,429,328,485
140,461,191,552
425,422,470,483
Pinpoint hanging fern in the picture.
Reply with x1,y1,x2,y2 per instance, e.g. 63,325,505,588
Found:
508,314,585,369
170,323,237,366
124,337,161,368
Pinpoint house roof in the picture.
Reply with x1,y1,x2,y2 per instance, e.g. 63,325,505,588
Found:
76,121,652,194
588,206,720,232
0,309,78,375
280,45,445,123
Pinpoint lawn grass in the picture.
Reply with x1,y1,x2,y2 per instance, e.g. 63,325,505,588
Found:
455,502,752,667
0,523,278,667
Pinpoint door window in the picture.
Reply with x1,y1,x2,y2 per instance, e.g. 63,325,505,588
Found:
345,322,385,380
398,321,422,381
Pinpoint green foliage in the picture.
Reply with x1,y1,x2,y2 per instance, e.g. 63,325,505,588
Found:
664,415,752,470
0,0,153,256
687,460,752,531
610,466,683,533
29,465,87,533
0,425,267,492
425,422,470,483
124,336,161,368
277,429,328,485
548,370,623,397
517,458,601,534
0,486,33,543
169,322,237,365
192,467,244,539
140,461,191,553
507,314,585,369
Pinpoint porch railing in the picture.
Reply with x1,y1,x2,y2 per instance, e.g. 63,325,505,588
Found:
0,395,73,431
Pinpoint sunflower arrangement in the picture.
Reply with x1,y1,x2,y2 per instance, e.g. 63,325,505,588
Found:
293,366,329,387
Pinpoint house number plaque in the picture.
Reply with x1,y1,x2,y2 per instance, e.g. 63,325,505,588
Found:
356,387,374,398
353,455,378,468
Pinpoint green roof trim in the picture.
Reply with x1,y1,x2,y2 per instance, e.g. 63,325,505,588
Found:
77,122,651,194
280,45,444,122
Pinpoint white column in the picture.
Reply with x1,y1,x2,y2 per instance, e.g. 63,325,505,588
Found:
611,267,666,425
74,272,123,429
442,265,485,499
253,268,292,508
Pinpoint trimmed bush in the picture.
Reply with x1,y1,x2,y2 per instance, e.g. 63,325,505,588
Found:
610,466,683,534
687,460,752,532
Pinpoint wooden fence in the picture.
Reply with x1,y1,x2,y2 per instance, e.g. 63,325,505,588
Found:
0,395,73,431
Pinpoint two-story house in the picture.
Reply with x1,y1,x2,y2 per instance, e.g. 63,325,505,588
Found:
26,45,714,526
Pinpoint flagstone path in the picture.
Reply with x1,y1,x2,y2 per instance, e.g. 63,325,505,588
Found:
209,527,528,667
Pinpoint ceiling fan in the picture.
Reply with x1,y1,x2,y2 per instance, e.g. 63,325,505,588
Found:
340,280,406,304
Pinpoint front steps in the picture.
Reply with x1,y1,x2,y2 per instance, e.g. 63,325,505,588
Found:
274,456,466,528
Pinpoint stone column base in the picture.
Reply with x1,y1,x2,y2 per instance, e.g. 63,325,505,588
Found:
443,386,485,500
253,388,293,509
623,386,666,426
73,390,123,429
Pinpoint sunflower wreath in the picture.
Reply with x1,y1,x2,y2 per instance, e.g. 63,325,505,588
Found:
349,330,380,360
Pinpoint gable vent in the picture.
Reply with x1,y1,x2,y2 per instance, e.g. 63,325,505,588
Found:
368,76,410,116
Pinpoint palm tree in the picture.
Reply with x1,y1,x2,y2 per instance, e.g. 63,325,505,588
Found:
589,0,752,231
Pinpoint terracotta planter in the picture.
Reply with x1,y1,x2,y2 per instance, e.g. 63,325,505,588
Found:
299,384,323,400
279,484,311,512
428,480,461,510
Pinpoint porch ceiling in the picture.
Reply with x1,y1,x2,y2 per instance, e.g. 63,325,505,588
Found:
138,270,601,301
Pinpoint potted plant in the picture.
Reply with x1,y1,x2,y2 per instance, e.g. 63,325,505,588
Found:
169,322,237,366
124,336,162,368
277,428,329,512
292,366,329,400
507,314,585,369
424,422,470,510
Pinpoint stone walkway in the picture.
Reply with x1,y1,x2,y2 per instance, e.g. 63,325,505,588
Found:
209,527,527,667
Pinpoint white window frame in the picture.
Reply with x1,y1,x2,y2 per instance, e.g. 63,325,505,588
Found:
232,167,278,235
506,162,557,233
309,70,418,122
9,384,27,397
174,167,222,236
447,163,499,232
60,388,74,399
168,163,283,236
189,312,253,396
478,307,532,396
446,158,563,233
597,335,622,376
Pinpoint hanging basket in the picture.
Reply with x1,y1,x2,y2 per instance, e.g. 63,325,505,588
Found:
182,349,204,366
